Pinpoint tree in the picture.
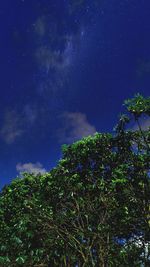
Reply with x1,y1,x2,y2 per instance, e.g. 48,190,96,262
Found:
0,94,150,266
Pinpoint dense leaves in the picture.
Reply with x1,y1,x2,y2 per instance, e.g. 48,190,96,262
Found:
0,95,150,266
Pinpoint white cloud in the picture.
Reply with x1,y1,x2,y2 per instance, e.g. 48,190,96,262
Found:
34,38,74,96
33,13,84,96
0,111,23,144
16,162,47,175
33,15,75,75
35,44,71,72
58,112,96,143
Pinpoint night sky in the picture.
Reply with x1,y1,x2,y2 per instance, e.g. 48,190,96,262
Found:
0,0,150,188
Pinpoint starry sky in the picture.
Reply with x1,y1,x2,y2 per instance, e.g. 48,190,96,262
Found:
0,0,150,188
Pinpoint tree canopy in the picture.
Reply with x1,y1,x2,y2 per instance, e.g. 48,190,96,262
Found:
0,94,150,266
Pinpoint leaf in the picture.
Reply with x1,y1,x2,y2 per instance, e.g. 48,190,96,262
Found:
16,256,26,264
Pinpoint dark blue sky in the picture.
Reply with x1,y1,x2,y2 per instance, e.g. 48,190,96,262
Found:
0,0,150,188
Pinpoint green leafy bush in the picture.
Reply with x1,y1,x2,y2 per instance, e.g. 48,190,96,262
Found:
0,95,150,266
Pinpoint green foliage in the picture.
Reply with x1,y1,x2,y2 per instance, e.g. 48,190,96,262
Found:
124,93,150,117
0,94,150,266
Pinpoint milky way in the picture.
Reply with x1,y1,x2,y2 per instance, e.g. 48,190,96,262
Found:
0,0,150,188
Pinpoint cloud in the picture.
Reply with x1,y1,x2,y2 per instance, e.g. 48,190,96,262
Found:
32,6,86,97
35,45,71,72
23,105,37,125
16,162,47,175
33,12,74,74
58,112,96,143
34,35,75,99
28,1,103,117
34,16,46,36
0,111,24,144
0,106,39,144
32,1,102,81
